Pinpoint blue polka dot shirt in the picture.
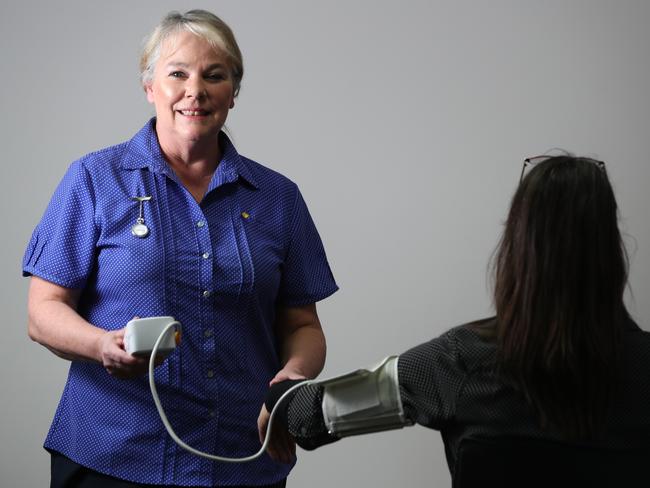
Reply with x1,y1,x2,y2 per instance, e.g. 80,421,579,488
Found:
22,119,338,486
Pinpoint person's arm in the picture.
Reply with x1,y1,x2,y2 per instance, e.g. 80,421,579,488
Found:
261,380,339,452
258,303,326,463
261,329,467,454
272,303,326,383
27,276,150,378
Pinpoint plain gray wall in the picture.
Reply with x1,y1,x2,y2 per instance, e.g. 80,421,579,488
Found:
2,1,649,486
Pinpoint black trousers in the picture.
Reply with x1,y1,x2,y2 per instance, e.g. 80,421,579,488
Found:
51,452,287,488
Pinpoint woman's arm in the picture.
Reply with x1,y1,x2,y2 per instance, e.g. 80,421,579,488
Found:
272,303,326,383
258,303,326,462
27,276,150,378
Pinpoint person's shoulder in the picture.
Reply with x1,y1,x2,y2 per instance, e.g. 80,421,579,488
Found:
457,317,498,340
624,318,650,348
76,120,155,173
398,320,494,380
75,140,131,174
446,317,497,342
406,317,496,353
625,317,649,333
238,155,298,192
444,317,498,371
53,140,132,193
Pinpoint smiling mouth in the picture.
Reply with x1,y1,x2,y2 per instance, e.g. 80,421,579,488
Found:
177,109,211,116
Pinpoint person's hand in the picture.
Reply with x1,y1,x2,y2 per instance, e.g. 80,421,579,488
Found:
269,366,306,386
98,328,149,378
98,320,165,379
258,366,306,462
258,404,296,464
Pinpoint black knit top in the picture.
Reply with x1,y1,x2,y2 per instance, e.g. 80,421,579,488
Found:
267,318,650,473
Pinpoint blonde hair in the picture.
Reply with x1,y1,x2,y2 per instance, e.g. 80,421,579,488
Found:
140,9,243,96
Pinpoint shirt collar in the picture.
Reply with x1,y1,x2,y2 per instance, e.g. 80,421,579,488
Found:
120,118,259,190
212,131,259,190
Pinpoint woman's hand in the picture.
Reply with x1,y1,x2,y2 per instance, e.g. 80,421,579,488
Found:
98,328,152,379
269,367,306,386
258,404,296,464
28,277,164,379
259,368,306,463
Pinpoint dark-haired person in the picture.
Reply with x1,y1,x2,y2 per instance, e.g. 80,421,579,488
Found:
261,155,650,476
24,9,336,488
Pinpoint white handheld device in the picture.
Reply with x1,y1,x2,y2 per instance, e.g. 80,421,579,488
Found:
124,316,181,357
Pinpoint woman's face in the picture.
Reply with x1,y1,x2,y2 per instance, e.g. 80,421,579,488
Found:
146,31,235,146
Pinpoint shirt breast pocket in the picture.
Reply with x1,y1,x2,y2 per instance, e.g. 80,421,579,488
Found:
213,215,285,300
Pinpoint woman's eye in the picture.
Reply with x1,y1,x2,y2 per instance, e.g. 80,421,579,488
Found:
169,71,185,78
206,73,226,81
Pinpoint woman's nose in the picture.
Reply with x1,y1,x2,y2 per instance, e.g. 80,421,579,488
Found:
186,77,207,99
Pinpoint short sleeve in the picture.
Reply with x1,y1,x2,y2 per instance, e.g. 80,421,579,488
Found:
22,160,98,289
277,188,338,306
398,330,466,430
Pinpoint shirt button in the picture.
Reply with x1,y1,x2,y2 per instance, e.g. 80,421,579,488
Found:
196,220,205,228
207,370,214,378
202,252,210,259
209,410,216,418
204,328,213,338
203,290,211,298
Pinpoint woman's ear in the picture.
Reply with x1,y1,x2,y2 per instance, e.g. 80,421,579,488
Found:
145,83,155,104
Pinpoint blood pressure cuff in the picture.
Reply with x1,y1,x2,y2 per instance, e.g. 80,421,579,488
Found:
320,356,410,436
266,356,411,450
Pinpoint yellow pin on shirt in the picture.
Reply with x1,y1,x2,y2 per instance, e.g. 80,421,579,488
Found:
241,211,250,219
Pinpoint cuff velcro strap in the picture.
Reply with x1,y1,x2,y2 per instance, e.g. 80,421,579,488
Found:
265,379,305,427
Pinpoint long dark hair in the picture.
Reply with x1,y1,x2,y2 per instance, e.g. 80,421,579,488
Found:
493,155,629,440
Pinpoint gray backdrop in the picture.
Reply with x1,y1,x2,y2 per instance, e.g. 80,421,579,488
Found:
2,1,649,487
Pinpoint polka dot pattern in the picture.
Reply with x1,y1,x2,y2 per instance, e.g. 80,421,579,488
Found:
22,119,338,486
282,319,650,473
